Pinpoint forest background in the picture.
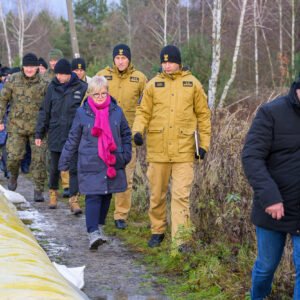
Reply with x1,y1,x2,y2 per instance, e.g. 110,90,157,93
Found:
0,0,300,298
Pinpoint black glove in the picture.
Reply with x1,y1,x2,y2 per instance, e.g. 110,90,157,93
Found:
134,132,143,146
195,147,206,160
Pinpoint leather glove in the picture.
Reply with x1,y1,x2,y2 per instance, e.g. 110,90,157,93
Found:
133,132,143,146
195,147,206,160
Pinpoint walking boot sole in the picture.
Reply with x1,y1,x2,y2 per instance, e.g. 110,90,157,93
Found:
89,238,106,251
34,199,45,203
48,205,57,209
72,209,82,216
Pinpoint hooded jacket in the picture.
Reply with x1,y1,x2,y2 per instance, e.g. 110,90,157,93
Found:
242,82,300,234
97,64,147,127
35,73,87,152
132,69,211,163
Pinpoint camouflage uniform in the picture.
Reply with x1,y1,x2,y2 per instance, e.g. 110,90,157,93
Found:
0,71,48,191
43,68,55,83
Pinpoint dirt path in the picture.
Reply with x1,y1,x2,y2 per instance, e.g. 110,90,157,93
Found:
0,173,168,300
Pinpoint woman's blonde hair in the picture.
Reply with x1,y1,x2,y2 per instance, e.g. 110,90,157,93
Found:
87,75,108,95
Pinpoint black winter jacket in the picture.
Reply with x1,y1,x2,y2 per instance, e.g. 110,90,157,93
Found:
35,73,87,152
58,98,132,195
242,82,300,234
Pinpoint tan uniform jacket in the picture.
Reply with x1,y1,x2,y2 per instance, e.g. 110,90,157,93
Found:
97,64,147,127
132,69,211,163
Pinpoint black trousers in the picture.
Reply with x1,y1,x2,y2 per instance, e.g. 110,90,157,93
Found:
49,151,78,196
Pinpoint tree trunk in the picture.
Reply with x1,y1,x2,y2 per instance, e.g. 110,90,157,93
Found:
164,0,168,46
0,2,12,67
219,0,248,107
126,0,132,48
208,0,222,108
291,0,295,77
186,0,190,46
254,0,259,97
66,0,80,58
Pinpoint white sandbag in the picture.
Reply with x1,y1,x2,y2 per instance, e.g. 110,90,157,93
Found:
53,262,86,290
0,184,27,203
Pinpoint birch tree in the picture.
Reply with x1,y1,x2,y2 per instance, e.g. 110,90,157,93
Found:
149,0,169,46
208,0,222,108
0,2,12,67
219,0,248,107
186,0,190,46
291,0,295,77
254,0,259,96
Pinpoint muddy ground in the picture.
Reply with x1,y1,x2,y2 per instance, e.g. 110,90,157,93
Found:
0,173,168,300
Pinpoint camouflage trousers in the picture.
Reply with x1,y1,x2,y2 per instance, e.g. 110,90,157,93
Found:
6,130,47,191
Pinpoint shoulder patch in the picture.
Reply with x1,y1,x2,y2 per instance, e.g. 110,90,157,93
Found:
104,75,112,80
183,81,193,87
155,82,165,88
130,76,139,83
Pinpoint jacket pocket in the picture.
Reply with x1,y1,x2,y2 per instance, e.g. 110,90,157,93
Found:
147,127,164,153
178,128,195,153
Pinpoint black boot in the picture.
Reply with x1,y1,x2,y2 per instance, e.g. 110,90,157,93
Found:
62,188,70,198
34,190,44,202
114,219,127,230
148,234,165,248
7,176,17,191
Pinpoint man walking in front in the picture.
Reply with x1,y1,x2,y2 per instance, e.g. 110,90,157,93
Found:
97,44,147,229
242,78,300,299
132,45,211,248
0,53,48,201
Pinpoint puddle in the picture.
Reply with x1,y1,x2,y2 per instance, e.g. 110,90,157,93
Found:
17,201,68,261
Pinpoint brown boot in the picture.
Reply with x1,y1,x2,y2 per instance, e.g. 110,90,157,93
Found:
48,189,58,209
69,195,82,215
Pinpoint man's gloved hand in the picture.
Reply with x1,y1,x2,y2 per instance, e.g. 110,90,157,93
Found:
134,132,143,146
195,147,206,160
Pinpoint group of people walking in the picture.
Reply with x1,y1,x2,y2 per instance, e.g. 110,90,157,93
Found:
2,40,300,299
0,44,211,253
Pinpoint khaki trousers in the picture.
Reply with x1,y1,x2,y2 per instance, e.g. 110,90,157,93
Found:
114,147,137,220
61,171,69,189
147,162,194,242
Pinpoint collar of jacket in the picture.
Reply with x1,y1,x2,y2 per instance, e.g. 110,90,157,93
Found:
158,68,191,80
111,63,135,79
83,96,118,116
21,70,40,83
288,82,300,111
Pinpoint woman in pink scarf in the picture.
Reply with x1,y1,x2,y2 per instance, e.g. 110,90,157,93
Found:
59,76,132,250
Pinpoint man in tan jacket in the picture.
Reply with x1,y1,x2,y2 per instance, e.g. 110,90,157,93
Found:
132,45,211,249
97,44,147,229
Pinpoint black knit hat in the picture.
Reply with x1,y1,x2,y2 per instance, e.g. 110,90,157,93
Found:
160,45,181,65
54,58,72,75
22,53,39,67
38,57,48,69
113,44,131,61
71,58,86,71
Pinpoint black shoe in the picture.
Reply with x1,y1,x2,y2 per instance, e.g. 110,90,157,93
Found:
148,234,165,248
7,176,17,191
21,164,30,174
114,219,127,230
62,188,70,198
34,190,44,202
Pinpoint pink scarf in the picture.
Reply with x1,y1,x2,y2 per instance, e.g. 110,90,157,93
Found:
88,96,117,178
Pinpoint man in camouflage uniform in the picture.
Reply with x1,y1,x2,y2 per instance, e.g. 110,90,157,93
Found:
0,53,48,201
97,44,147,229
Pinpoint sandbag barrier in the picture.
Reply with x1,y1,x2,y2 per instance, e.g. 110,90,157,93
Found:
0,193,90,300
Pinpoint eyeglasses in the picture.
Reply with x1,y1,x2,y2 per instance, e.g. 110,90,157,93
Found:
92,92,108,99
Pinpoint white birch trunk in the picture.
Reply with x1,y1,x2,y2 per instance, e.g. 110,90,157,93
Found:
201,0,205,37
0,2,12,67
126,0,132,47
164,0,168,46
254,0,259,97
186,0,190,45
291,0,295,77
219,0,248,107
208,0,222,108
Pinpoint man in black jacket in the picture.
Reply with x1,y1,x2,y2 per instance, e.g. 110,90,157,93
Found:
242,79,300,299
35,59,87,213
